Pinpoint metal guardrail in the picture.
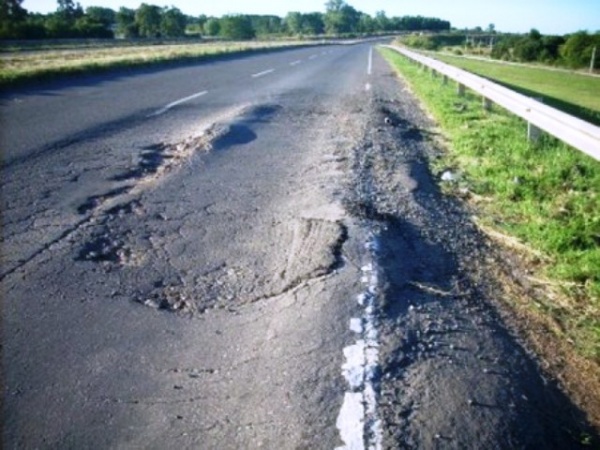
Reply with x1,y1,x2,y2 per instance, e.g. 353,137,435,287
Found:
383,45,600,162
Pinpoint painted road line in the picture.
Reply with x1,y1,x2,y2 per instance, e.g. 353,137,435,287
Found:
290,60,302,66
368,46,373,76
309,54,318,60
365,83,372,92
252,69,275,78
149,90,208,117
336,234,383,450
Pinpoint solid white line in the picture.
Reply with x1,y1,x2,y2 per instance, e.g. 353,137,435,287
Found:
252,69,275,78
149,90,208,117
368,46,373,76
290,60,302,66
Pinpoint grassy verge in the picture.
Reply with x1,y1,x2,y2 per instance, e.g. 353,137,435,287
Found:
0,40,310,86
430,53,600,126
379,47,600,367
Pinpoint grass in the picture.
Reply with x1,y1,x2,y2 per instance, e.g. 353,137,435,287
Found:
430,53,600,126
378,47,600,364
0,40,311,86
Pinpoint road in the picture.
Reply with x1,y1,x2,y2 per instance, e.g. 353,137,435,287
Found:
1,42,595,448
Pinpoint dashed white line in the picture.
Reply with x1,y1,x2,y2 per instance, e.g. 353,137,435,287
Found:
368,46,373,76
251,69,275,78
149,90,208,117
309,54,318,60
290,60,302,66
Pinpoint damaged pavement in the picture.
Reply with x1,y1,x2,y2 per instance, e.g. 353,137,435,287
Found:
1,43,597,448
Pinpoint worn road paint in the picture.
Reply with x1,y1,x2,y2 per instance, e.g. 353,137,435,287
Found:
251,69,275,78
148,90,208,117
336,234,383,450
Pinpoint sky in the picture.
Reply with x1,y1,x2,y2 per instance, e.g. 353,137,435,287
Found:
21,0,600,35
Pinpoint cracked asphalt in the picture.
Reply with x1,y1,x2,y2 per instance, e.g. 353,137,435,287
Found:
1,42,597,449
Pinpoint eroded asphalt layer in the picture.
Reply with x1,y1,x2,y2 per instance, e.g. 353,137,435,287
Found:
2,46,597,449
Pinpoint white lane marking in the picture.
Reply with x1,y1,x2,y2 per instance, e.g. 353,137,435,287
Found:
368,46,373,76
149,90,208,117
337,393,364,450
252,69,275,78
290,60,302,66
309,54,318,60
365,83,372,92
336,236,383,450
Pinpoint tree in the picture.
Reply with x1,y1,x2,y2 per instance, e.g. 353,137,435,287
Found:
528,28,541,41
540,35,565,61
116,6,137,37
303,12,324,35
375,11,389,32
186,14,206,35
56,0,82,21
358,13,375,33
284,12,302,35
69,6,115,38
0,0,28,38
203,17,220,36
85,6,115,28
250,15,283,36
561,31,600,67
324,0,359,35
219,15,254,40
0,0,27,22
135,3,161,38
284,12,324,36
160,6,186,37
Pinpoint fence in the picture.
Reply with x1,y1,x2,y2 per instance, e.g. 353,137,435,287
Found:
383,45,600,162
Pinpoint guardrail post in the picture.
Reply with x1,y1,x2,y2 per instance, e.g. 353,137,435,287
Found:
528,97,544,143
457,83,465,97
528,122,542,143
483,97,492,111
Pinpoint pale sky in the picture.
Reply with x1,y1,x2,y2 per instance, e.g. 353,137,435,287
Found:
22,0,600,35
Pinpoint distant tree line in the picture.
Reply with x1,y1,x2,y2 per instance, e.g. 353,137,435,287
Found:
491,29,600,68
0,0,450,40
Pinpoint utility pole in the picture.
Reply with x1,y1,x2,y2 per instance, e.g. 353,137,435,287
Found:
591,46,597,74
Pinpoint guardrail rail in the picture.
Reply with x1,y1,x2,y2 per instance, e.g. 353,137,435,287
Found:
383,45,600,162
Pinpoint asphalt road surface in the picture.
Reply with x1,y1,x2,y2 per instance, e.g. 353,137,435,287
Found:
1,42,596,449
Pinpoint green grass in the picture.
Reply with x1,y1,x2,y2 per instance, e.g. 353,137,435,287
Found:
431,54,600,126
379,47,600,361
0,40,310,86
